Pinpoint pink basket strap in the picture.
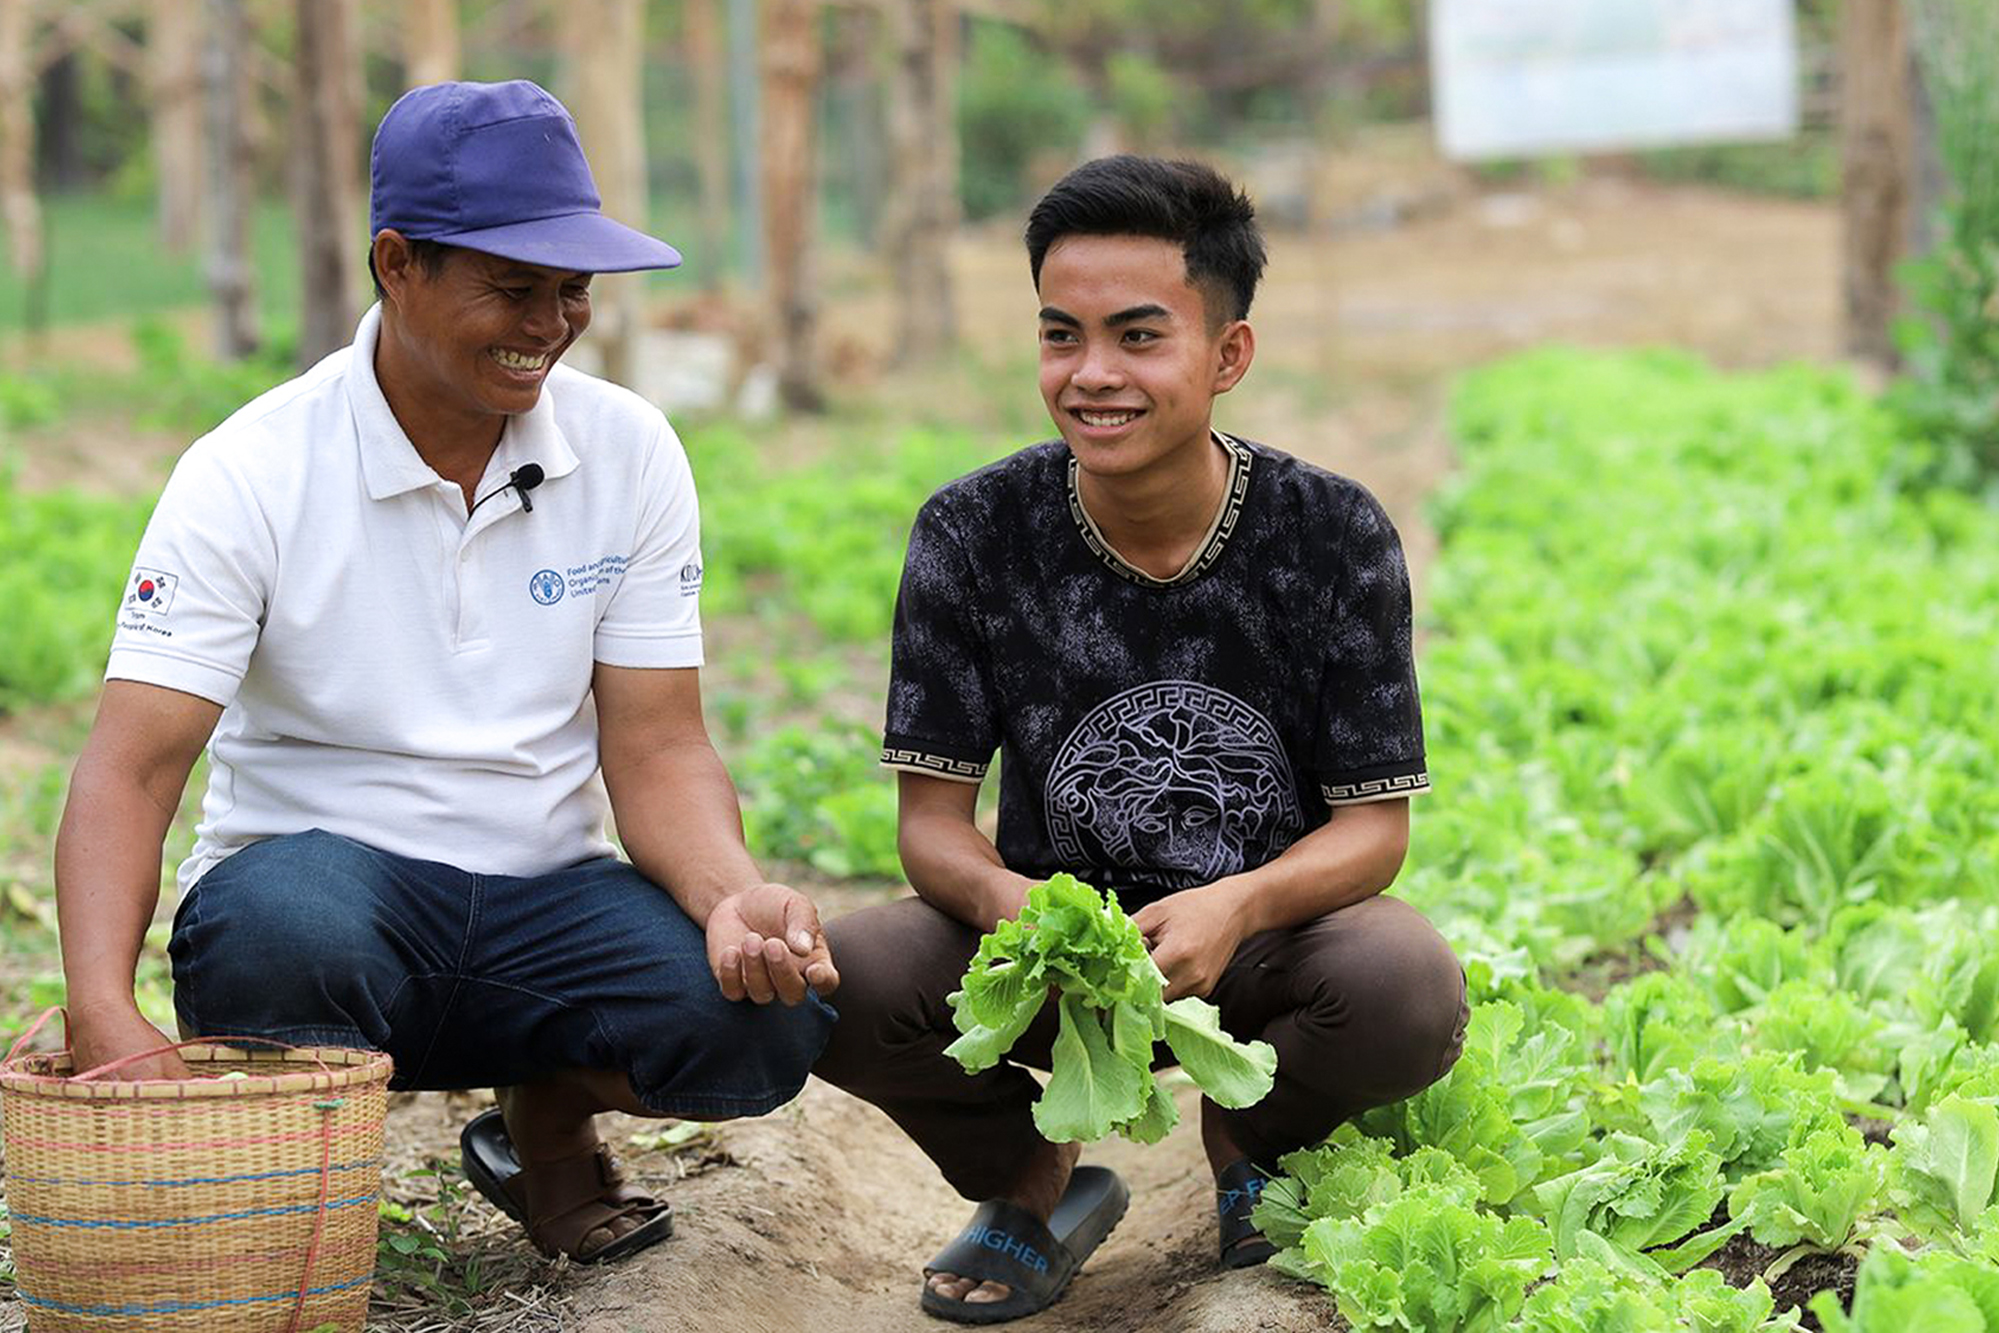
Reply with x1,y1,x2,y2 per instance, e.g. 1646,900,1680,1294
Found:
284,1096,346,1333
73,1033,334,1081
4,1006,68,1063
8,1008,337,1080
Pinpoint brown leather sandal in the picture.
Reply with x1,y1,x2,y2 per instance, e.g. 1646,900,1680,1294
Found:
460,1108,674,1264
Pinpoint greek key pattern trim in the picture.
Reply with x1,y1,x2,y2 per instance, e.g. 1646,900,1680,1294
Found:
1321,771,1431,806
1066,433,1253,588
881,748,989,783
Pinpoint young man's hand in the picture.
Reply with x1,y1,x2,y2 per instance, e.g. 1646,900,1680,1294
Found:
1131,882,1253,1002
706,883,839,1005
69,1001,193,1081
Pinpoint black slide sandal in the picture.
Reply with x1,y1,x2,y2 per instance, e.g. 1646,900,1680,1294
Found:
459,1107,674,1264
1216,1158,1279,1269
920,1165,1130,1324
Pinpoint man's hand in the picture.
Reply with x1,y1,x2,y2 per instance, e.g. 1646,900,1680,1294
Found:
56,681,218,1085
1131,882,1252,1002
69,1002,192,1081
706,883,840,1005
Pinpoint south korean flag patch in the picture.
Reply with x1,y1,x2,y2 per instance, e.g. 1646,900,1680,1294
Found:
124,568,180,619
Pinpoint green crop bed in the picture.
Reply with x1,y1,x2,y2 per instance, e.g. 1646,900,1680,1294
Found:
1256,349,1999,1329
0,479,152,713
11,338,1999,1326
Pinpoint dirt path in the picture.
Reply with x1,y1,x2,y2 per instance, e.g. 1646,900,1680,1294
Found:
558,1082,1327,1333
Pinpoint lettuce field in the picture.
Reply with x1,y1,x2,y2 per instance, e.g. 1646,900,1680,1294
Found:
5,342,1999,1330
1247,349,1999,1329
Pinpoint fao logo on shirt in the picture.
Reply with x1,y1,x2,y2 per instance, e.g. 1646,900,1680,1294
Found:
529,569,565,605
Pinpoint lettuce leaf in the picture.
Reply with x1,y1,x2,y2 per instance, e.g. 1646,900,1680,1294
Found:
1528,1130,1726,1267
1637,1053,1842,1183
945,873,1276,1143
1725,1122,1891,1263
1356,1001,1590,1206
1889,1093,1999,1247
1250,1124,1479,1253
1811,1246,1999,1333
1296,1183,1551,1332
1035,991,1148,1143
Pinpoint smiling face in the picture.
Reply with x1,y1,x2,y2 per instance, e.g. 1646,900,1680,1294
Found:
1035,233,1253,483
373,233,593,443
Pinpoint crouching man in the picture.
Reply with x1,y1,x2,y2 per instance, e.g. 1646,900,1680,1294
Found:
54,80,836,1265
815,155,1467,1323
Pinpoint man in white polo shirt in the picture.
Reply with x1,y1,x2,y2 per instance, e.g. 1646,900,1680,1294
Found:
52,80,836,1265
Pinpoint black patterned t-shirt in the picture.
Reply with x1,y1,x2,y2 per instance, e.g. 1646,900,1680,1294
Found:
882,433,1429,909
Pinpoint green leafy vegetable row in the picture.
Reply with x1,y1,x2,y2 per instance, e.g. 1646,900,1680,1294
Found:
1253,349,1999,1328
0,471,152,713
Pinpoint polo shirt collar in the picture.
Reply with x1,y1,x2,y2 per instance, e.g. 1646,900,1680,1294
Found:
346,303,582,502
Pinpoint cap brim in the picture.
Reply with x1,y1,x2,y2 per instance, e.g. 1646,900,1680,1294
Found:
427,211,683,273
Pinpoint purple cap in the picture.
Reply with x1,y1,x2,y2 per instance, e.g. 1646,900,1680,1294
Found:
370,80,681,273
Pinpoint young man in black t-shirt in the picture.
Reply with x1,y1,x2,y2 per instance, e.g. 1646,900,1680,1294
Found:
816,156,1467,1324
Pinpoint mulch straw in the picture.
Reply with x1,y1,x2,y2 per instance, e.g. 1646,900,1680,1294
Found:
0,1010,392,1333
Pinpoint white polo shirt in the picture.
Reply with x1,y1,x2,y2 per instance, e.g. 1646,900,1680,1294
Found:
106,304,705,893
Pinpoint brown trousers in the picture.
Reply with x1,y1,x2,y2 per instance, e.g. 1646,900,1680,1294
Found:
814,892,1469,1201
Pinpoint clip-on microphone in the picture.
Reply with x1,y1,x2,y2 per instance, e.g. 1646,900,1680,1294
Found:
467,462,546,518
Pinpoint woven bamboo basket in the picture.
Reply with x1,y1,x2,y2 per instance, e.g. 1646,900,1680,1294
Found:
1,1022,393,1333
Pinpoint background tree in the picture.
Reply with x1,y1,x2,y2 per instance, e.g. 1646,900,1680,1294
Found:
0,0,42,325
684,0,729,292
825,1,885,249
760,0,822,409
884,0,957,363
403,0,460,88
148,0,201,254
1840,0,1915,366
203,0,257,358
729,0,763,287
560,0,647,387
291,0,362,368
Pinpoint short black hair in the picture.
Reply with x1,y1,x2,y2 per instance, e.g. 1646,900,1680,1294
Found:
1024,155,1267,324
367,236,454,299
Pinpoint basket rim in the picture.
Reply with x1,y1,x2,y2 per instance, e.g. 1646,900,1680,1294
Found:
0,1042,394,1100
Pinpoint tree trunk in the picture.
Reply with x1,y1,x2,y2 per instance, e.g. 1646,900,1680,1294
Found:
885,0,956,364
560,0,647,388
37,50,85,188
828,4,883,247
685,0,729,289
204,0,259,358
1905,44,1944,258
0,0,43,291
292,0,363,367
149,0,203,253
728,0,762,288
403,0,459,88
760,0,822,410
1840,0,1914,367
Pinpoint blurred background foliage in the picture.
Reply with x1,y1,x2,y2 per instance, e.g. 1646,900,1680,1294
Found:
11,0,1857,257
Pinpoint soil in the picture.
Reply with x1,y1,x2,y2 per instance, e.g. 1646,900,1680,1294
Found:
378,1001,1343,1333
1699,1230,1859,1331
2,142,1850,1333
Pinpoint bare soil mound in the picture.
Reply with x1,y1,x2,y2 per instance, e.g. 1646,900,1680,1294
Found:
555,1078,1335,1333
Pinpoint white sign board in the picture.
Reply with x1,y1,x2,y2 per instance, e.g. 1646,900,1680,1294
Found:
1430,0,1799,161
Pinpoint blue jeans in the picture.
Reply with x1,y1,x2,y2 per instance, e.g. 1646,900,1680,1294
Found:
168,829,834,1118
